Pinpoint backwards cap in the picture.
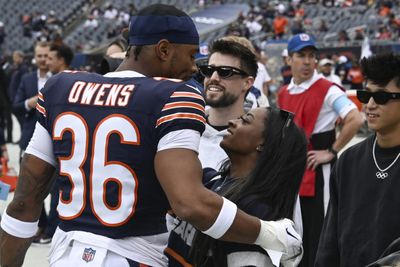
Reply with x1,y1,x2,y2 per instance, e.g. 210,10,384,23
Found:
129,4,199,46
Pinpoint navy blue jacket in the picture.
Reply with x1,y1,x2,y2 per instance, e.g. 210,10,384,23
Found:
13,71,40,150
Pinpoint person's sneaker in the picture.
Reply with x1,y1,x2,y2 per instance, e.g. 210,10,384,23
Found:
32,233,52,245
31,228,44,244
38,234,52,244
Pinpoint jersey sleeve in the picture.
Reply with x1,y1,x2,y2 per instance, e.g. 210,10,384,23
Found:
36,74,60,131
36,90,47,129
156,83,206,141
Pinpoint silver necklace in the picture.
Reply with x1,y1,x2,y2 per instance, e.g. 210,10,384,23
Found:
372,138,400,179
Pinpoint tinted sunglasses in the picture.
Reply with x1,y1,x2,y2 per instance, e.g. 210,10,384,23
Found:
356,90,400,105
198,65,249,79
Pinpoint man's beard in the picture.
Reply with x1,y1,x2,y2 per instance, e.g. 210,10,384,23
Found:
322,71,330,77
206,90,239,108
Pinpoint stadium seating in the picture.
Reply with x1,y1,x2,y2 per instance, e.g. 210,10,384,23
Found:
0,0,399,58
0,0,86,53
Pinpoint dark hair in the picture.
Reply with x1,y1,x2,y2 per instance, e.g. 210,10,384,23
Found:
209,39,258,78
191,107,307,265
125,45,143,61
50,43,74,67
100,56,123,74
360,53,400,88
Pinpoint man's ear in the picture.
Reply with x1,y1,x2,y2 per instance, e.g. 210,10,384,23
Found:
243,76,255,93
155,39,172,62
286,55,293,66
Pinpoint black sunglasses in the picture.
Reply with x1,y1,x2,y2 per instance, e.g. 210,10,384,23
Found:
279,109,295,139
198,65,249,79
356,90,400,105
265,107,295,140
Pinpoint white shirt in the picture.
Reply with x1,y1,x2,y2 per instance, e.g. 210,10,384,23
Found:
198,123,228,171
254,62,271,92
321,72,342,87
254,62,271,107
24,70,51,111
287,71,356,133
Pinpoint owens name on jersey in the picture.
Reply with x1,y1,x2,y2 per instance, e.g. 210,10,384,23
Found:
36,71,205,239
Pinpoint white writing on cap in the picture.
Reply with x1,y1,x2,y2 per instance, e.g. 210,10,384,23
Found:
299,34,310,41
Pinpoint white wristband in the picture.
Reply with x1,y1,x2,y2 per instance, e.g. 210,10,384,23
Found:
202,197,237,239
1,211,39,238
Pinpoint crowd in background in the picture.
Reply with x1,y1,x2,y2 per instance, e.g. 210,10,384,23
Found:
3,0,392,158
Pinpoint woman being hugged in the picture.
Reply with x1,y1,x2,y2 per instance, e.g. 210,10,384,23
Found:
166,107,308,267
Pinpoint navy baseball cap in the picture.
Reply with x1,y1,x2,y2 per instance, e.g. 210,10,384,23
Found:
129,4,199,46
287,33,317,53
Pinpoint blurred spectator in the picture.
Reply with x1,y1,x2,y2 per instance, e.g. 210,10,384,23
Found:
117,10,130,27
106,25,118,39
335,55,351,86
31,12,47,39
379,2,391,17
245,15,262,34
376,26,392,40
7,51,29,135
1,54,15,143
276,3,286,15
8,51,28,103
346,59,364,89
22,14,33,37
103,3,118,19
83,15,99,28
36,28,50,42
280,48,292,86
388,13,400,36
273,12,288,39
318,58,342,86
294,3,305,19
318,19,328,33
322,0,335,7
291,16,305,35
0,56,12,144
90,6,101,18
13,41,51,157
338,30,350,44
253,46,271,107
47,10,61,34
354,28,365,40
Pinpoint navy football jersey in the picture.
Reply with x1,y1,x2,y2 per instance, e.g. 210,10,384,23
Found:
36,71,205,239
166,174,272,266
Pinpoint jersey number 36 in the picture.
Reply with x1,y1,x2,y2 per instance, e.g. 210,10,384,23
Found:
53,112,139,227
